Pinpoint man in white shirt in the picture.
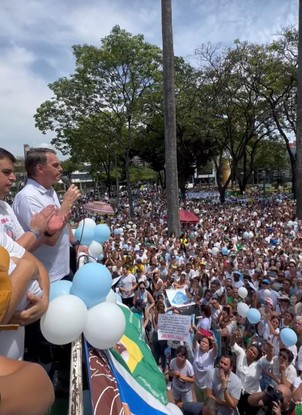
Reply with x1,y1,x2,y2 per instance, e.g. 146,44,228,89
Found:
13,148,81,283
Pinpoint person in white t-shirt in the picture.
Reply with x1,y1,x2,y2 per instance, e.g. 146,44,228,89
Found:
0,234,49,359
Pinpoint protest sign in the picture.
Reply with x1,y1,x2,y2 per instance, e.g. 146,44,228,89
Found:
165,288,195,308
157,313,191,342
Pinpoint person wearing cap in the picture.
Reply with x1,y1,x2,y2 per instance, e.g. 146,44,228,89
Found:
232,271,244,289
259,296,276,319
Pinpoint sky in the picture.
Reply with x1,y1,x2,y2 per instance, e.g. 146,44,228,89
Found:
0,0,298,159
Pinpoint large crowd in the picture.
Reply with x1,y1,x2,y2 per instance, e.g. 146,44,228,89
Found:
83,192,302,415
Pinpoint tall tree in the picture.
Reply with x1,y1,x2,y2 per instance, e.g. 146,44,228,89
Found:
161,0,180,236
35,26,162,215
297,1,302,218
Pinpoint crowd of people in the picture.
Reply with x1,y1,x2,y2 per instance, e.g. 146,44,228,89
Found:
89,191,302,415
1,143,302,415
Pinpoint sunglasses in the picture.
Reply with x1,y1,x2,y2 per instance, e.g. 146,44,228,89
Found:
279,353,288,359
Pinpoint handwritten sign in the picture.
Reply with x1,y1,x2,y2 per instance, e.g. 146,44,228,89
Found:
157,313,191,342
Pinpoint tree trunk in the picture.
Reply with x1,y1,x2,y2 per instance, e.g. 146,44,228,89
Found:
294,0,302,219
161,0,180,236
296,0,302,218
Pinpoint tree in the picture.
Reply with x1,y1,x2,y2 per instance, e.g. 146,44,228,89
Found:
161,0,180,236
297,1,302,217
35,26,163,215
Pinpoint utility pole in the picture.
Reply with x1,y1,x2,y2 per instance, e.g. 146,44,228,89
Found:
296,0,302,218
161,0,180,236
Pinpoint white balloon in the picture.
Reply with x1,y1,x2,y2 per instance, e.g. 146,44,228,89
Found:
84,302,126,349
166,403,183,415
40,295,87,345
78,218,96,229
88,240,103,259
237,302,249,317
106,289,117,304
212,247,219,256
238,287,248,299
263,289,271,298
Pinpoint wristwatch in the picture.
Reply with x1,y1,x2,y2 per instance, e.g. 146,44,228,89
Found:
223,387,228,392
29,229,40,238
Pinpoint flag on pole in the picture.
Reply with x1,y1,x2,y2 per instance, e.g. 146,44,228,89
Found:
111,304,167,405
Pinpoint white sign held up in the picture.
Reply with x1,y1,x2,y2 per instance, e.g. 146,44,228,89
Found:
157,313,191,342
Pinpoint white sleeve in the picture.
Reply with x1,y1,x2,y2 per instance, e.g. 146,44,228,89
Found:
0,233,25,260
13,194,40,231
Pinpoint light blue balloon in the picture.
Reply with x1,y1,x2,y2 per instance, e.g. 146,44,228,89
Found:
246,308,261,324
93,224,111,244
243,231,250,240
98,254,104,261
115,293,122,303
70,263,112,308
113,228,121,235
49,280,72,302
75,224,95,246
221,247,229,255
280,328,297,347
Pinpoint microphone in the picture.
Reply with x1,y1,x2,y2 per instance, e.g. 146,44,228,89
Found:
61,175,72,189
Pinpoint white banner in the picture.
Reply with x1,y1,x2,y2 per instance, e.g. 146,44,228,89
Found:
158,313,191,342
165,288,195,308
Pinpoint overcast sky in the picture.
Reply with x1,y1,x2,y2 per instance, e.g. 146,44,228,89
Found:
0,0,298,158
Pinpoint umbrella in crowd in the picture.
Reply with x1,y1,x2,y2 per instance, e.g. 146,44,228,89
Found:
179,209,199,224
83,201,114,215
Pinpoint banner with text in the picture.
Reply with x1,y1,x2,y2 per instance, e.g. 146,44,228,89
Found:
158,313,191,342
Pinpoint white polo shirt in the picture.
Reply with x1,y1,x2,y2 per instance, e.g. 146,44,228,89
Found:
13,179,69,282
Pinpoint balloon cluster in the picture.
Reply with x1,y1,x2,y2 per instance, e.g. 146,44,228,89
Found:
41,220,126,349
74,218,111,260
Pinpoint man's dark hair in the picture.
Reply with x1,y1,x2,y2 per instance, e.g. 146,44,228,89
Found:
279,347,294,364
220,353,235,367
25,148,56,178
0,148,16,163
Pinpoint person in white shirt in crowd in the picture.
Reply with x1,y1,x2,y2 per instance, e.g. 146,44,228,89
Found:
265,347,297,390
230,330,263,415
117,265,137,307
257,279,280,307
232,271,244,289
169,345,195,405
205,354,242,415
193,332,217,403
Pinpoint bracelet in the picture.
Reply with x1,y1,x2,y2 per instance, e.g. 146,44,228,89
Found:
44,231,55,237
28,229,40,238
